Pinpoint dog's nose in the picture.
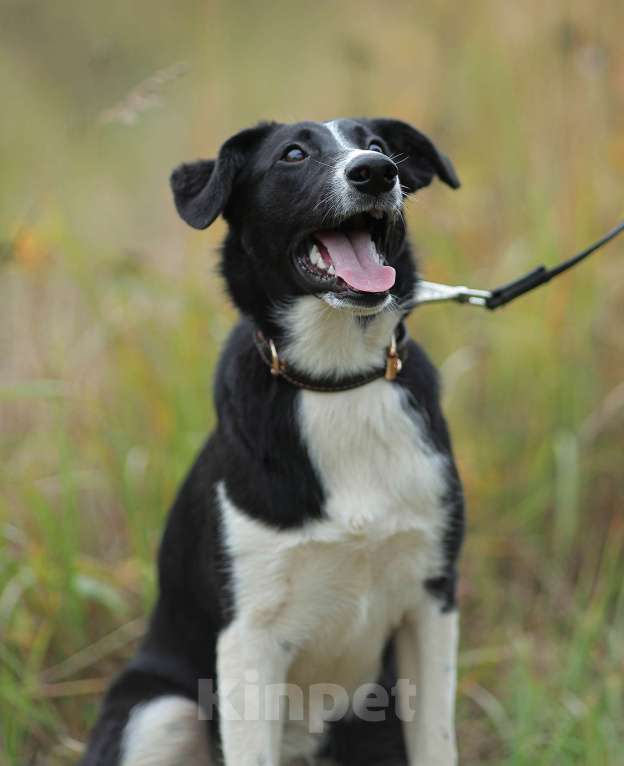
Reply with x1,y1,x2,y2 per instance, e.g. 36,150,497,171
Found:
345,154,398,195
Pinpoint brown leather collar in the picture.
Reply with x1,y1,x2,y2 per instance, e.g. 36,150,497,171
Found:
253,323,408,393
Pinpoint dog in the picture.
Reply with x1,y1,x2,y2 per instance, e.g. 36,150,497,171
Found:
82,117,465,766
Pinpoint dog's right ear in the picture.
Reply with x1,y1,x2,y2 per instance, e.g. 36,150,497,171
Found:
366,118,460,193
170,122,276,230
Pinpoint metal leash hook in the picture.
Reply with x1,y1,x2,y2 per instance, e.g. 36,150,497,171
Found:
413,220,624,312
415,281,492,307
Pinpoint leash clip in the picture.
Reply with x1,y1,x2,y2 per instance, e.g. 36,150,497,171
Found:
415,280,492,307
385,334,402,381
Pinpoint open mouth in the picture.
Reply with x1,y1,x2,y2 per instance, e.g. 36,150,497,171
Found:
294,211,396,299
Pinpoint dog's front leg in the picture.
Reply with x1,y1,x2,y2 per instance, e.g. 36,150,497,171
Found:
217,621,292,766
395,594,459,766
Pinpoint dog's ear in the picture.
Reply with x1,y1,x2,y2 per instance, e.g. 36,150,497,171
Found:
170,122,276,229
367,118,460,193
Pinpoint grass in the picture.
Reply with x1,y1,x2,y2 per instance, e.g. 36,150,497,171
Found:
1,0,623,764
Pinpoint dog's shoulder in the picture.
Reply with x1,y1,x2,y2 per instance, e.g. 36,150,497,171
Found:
213,318,327,530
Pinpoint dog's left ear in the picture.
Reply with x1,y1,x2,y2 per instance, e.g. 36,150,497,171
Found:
367,118,460,193
170,122,276,229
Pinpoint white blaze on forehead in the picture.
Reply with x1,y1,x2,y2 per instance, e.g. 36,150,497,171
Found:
324,120,356,150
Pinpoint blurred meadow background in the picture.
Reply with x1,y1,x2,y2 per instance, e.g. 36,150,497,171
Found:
1,1,623,764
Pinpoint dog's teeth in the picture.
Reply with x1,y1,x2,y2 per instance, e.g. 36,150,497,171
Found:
328,264,335,276
309,245,321,266
369,209,384,220
308,244,333,274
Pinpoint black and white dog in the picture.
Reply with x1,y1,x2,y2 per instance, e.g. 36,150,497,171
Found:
82,118,465,766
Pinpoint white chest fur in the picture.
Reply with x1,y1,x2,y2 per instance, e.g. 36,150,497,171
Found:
218,379,450,697
299,380,448,540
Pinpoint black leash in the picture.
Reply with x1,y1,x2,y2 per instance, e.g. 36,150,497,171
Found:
414,220,624,310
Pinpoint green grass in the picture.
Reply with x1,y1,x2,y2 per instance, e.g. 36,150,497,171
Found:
1,1,623,763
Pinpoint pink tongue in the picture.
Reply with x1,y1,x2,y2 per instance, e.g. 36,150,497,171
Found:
314,230,396,293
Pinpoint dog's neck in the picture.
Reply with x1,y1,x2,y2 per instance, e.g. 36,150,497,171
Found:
272,296,404,380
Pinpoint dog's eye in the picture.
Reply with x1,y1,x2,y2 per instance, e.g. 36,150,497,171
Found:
368,141,385,154
282,146,308,163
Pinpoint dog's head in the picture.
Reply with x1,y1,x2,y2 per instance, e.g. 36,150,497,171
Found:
171,118,459,319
